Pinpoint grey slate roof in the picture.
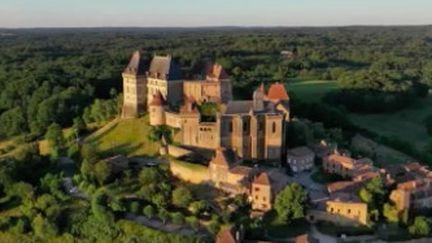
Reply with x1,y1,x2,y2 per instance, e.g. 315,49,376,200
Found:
148,55,181,80
123,51,146,76
224,101,254,114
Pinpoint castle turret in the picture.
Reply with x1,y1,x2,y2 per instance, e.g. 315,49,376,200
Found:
122,51,147,118
253,83,265,111
149,91,166,126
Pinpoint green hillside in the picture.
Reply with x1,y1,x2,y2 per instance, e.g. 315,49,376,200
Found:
85,116,159,157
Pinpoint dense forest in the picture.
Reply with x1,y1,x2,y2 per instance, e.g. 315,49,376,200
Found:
2,26,432,242
1,26,432,139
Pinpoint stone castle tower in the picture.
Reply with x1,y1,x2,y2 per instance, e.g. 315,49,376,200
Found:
146,55,183,107
122,51,147,118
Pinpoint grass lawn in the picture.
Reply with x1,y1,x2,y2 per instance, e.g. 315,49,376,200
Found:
286,79,338,103
350,95,432,150
85,116,159,157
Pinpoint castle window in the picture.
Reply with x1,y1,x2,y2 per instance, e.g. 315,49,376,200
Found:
243,120,248,132
347,209,351,214
272,122,276,133
229,121,233,132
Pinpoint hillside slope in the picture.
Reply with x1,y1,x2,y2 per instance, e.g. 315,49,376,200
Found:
85,116,159,157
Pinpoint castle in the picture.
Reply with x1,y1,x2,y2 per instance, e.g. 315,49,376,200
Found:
122,51,290,162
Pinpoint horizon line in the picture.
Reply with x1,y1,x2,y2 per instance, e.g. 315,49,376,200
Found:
1,23,432,30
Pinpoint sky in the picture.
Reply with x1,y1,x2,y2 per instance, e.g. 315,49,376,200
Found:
1,0,432,28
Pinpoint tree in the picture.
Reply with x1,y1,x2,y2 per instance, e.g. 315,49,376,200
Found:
139,168,163,185
189,200,206,216
81,144,99,163
80,159,93,181
409,216,430,237
172,186,193,208
129,201,141,214
274,183,308,223
94,160,112,186
32,214,58,238
424,114,432,136
171,212,185,225
72,117,86,137
0,107,27,137
148,125,172,143
383,203,399,223
143,205,155,219
359,177,385,210
158,208,170,224
186,216,200,229
45,123,65,151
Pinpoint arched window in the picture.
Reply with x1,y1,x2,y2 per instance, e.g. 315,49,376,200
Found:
229,121,233,132
272,122,276,133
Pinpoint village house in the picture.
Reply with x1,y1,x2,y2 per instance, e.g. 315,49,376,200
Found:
286,146,315,173
390,178,432,211
308,192,369,226
208,147,288,213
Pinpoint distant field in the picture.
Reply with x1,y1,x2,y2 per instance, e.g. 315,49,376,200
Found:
351,96,432,149
285,79,431,154
286,79,338,103
85,116,159,157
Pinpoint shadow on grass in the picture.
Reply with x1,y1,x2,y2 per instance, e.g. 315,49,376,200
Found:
85,121,119,144
99,142,144,158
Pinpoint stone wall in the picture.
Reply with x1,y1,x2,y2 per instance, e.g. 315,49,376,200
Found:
170,160,210,184
167,145,192,158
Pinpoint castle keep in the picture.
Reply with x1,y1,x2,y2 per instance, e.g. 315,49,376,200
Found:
122,51,290,162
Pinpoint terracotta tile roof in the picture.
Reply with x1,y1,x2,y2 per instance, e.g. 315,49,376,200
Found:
215,226,238,243
327,180,362,194
326,154,356,169
149,91,166,106
266,82,289,101
230,166,253,176
253,172,271,186
123,51,146,75
148,55,181,80
295,234,319,243
404,162,425,172
206,63,229,80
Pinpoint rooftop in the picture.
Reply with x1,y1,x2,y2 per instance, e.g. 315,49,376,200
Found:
206,63,229,80
266,82,289,101
123,51,146,76
287,146,314,157
148,55,181,80
253,172,271,186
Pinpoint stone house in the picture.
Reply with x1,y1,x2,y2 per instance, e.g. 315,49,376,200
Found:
286,146,315,173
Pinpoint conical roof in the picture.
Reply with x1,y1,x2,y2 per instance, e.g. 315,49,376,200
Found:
267,82,289,101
